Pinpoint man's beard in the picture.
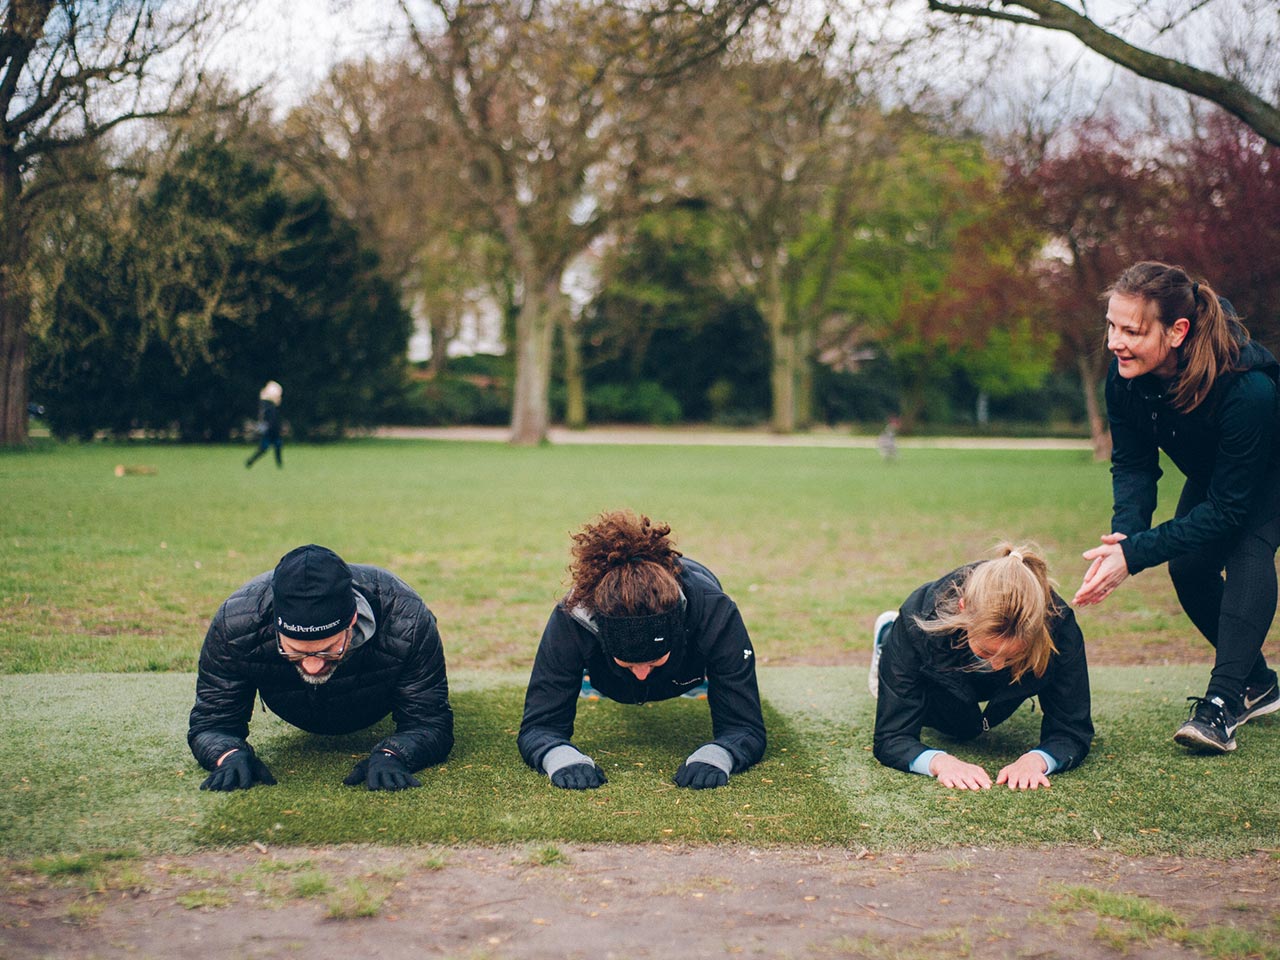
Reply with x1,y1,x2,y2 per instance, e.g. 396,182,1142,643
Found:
296,663,338,685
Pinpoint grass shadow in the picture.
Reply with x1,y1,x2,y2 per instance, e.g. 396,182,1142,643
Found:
195,686,852,846
3,669,1276,858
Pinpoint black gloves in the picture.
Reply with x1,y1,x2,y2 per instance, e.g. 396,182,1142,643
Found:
200,748,277,791
550,762,608,790
673,760,729,790
344,750,422,791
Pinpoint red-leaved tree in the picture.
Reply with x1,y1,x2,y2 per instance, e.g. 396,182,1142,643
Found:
1010,118,1176,458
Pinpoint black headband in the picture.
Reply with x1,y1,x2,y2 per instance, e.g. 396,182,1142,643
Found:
595,596,687,664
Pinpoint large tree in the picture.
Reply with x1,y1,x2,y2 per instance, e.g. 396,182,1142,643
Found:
1158,114,1280,349
926,0,1280,146
828,115,1054,429
394,0,765,444
685,12,857,432
282,58,497,375
33,136,411,440
0,0,230,446
1007,117,1176,458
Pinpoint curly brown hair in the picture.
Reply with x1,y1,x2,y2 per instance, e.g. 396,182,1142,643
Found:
564,510,683,616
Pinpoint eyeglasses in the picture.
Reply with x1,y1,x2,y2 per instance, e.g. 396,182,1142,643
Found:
276,628,351,663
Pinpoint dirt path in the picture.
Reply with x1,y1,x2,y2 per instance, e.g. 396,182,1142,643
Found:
373,424,1094,450
4,844,1276,959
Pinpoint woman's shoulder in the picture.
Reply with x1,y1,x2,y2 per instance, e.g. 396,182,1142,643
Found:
901,564,972,620
678,557,725,597
1213,349,1278,420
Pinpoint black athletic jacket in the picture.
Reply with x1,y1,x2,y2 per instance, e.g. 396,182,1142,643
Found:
188,565,453,772
1108,339,1280,574
872,565,1093,774
518,558,766,774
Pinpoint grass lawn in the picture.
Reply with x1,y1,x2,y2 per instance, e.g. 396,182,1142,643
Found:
1,438,1195,672
1,666,1274,858
1,438,1275,859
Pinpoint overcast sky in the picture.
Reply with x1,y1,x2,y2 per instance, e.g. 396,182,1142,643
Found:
206,0,402,110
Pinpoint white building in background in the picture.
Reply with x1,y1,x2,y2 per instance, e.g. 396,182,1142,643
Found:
407,242,604,365
407,296,506,364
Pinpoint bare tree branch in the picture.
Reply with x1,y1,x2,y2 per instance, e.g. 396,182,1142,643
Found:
927,0,1280,144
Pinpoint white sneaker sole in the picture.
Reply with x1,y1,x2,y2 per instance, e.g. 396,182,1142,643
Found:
868,611,898,698
1173,723,1237,753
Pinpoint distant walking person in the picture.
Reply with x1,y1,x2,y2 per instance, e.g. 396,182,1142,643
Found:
519,510,766,790
1074,261,1280,753
877,415,900,462
870,544,1093,790
246,380,283,468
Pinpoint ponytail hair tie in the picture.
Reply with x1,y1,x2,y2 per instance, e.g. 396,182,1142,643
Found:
1191,281,1200,300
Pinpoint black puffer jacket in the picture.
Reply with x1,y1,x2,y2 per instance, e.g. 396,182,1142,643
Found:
518,558,766,775
1108,339,1280,574
188,564,453,772
873,565,1093,774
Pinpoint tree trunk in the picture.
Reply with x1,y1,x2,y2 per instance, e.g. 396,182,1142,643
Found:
1078,352,1111,460
427,311,451,377
0,153,29,447
560,308,586,430
763,255,795,434
509,272,559,445
794,323,815,431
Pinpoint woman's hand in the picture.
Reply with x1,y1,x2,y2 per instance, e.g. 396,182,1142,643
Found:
929,754,991,790
1073,533,1129,606
995,752,1050,790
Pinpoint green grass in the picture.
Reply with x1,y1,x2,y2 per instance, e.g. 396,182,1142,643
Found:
1054,885,1280,960
1,439,1273,858
0,438,1192,673
0,666,1275,858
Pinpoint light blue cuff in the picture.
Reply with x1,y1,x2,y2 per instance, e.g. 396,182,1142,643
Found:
543,744,593,777
1029,749,1058,774
910,749,945,776
686,744,733,775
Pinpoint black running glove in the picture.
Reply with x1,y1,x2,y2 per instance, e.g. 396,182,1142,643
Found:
344,750,422,791
673,760,729,790
550,762,608,790
200,748,277,791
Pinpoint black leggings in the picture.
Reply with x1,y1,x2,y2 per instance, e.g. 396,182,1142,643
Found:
1167,472,1280,702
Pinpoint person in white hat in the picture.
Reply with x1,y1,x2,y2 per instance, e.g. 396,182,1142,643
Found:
246,380,284,469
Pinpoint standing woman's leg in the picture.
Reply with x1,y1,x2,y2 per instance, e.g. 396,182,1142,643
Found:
1207,480,1280,705
1176,468,1280,708
1168,479,1227,647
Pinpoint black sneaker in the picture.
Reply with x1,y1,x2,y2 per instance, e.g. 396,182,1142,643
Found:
1173,695,1238,753
1240,670,1280,724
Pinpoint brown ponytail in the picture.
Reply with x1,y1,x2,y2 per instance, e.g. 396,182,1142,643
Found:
1106,261,1244,412
564,510,683,616
914,543,1060,683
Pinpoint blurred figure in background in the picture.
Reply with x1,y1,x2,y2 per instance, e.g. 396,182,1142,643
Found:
246,380,283,469
877,415,900,462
